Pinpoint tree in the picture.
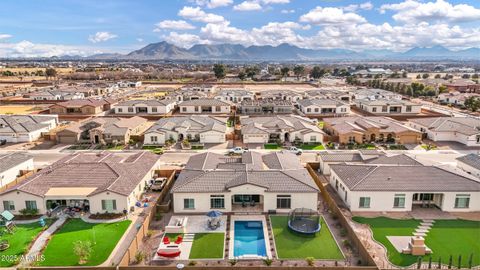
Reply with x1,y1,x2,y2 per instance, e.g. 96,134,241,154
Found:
310,66,326,79
464,96,480,112
212,64,226,79
238,71,246,80
73,240,93,265
434,74,441,79
422,73,430,79
244,65,260,78
45,68,57,80
293,65,305,80
280,67,290,79
402,71,408,78
416,74,421,79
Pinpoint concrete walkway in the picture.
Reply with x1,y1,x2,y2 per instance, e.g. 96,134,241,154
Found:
20,216,67,267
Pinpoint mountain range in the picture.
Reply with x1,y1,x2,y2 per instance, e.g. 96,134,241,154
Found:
86,42,479,61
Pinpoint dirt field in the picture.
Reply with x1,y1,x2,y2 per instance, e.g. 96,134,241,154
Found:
0,105,48,114
0,67,74,74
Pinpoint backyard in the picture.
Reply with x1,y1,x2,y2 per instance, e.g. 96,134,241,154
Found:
352,217,480,267
0,220,53,267
39,219,131,266
270,215,344,260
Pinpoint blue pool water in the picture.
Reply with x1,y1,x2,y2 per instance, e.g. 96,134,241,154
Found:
233,221,267,257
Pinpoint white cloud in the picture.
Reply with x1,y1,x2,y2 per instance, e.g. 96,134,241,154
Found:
300,7,367,25
136,38,144,42
200,22,253,44
281,9,295,14
234,1,262,11
262,0,289,4
380,0,480,23
164,32,207,48
88,31,117,43
0,34,12,40
154,20,196,31
251,22,306,45
178,6,226,24
195,0,233,9
343,2,373,12
0,40,96,57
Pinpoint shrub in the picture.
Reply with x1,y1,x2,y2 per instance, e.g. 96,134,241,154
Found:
155,213,162,221
146,230,154,238
340,228,347,237
229,259,237,266
134,251,146,263
188,261,197,266
306,257,315,266
263,258,273,266
73,240,93,265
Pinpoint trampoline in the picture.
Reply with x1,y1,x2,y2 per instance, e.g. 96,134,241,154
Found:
287,208,321,235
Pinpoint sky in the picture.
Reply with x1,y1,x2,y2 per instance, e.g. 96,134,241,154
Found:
0,0,479,57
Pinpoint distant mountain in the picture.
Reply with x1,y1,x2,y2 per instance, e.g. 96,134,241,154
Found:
83,42,480,61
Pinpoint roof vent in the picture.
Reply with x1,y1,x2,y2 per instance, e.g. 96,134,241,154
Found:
387,176,391,181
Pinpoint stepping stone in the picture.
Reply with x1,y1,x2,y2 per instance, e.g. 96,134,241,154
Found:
414,232,427,237
415,228,429,233
418,225,432,230
422,219,435,223
421,222,434,226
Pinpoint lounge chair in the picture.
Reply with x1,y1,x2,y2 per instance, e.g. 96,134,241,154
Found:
175,236,183,244
162,236,170,245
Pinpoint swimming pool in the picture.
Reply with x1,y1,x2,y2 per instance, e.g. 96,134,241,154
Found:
233,220,267,258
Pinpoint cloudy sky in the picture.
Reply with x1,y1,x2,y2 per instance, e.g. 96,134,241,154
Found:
0,0,479,57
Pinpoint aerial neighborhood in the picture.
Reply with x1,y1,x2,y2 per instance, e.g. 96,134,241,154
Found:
0,1,480,269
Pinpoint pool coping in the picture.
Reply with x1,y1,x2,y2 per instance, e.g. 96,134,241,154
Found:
229,215,272,260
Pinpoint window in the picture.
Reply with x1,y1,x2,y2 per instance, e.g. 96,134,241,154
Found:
359,197,370,208
382,106,388,112
194,106,199,112
454,194,470,209
3,201,14,211
152,107,157,113
101,200,117,211
372,107,377,112
184,198,195,209
128,107,134,113
314,108,319,113
335,179,339,190
406,106,412,112
310,136,317,142
393,194,406,208
182,107,187,112
216,106,221,112
118,108,123,113
210,195,224,209
150,136,158,142
276,195,291,209
307,108,311,113
25,200,37,210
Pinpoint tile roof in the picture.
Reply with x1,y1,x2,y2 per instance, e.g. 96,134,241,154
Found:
2,152,159,197
408,117,480,136
53,98,115,108
324,116,419,135
0,114,57,133
297,99,347,107
0,153,32,173
173,151,318,193
330,164,480,192
179,99,230,106
366,154,423,166
115,99,175,106
456,154,480,169
146,116,227,135
241,115,324,135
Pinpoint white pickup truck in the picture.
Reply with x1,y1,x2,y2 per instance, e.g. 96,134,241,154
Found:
228,147,248,155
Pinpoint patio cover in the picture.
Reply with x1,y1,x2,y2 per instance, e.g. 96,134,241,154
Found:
45,187,97,197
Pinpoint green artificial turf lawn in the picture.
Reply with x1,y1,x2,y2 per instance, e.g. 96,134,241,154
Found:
39,219,131,266
299,143,325,150
189,233,224,259
270,216,344,260
0,220,53,267
352,217,480,267
264,143,281,150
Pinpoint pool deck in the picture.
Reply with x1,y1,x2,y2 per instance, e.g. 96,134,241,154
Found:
229,215,272,260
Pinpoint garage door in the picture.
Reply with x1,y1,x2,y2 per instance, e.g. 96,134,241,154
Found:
201,134,225,143
57,136,78,144
400,135,418,144
244,135,267,143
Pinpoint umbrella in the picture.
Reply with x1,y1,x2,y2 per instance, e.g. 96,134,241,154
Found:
206,210,223,218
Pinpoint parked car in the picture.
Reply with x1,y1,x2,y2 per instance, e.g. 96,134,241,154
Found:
228,147,248,155
151,177,167,191
287,146,303,155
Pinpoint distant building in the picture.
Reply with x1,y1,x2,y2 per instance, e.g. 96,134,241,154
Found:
113,99,176,115
178,99,231,114
456,154,480,179
297,99,350,116
352,88,403,101
49,98,116,115
0,114,58,143
0,153,34,188
355,99,421,115
437,92,480,106
214,89,254,103
239,99,293,114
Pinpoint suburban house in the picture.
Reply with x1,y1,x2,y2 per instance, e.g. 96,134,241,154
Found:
329,164,480,212
0,114,59,143
317,150,422,174
444,79,480,93
407,117,480,147
324,116,422,144
112,99,176,115
241,115,325,144
214,89,255,103
170,89,208,102
178,99,231,114
456,154,480,179
297,99,350,116
0,153,34,188
56,116,150,145
437,92,480,106
355,99,421,115
27,90,85,100
143,116,228,145
352,88,403,101
117,81,142,88
239,99,294,114
305,89,351,103
171,151,319,213
181,84,216,93
258,90,303,103
49,98,116,115
0,152,160,215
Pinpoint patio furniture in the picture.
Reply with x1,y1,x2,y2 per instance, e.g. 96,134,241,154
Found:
208,218,221,230
157,246,181,258
165,217,188,234
163,236,170,245
174,236,183,244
